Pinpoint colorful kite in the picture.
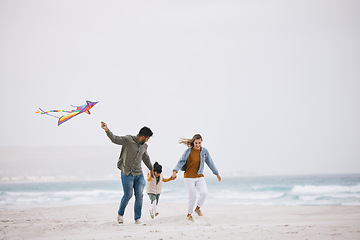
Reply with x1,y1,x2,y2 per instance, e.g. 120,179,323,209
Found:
36,100,98,126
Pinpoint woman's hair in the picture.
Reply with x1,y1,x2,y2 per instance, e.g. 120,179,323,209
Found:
179,134,202,147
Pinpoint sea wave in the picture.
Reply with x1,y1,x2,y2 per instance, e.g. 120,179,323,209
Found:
1,175,360,209
291,184,360,194
0,189,122,209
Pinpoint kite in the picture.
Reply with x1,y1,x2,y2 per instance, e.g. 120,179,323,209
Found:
36,100,98,126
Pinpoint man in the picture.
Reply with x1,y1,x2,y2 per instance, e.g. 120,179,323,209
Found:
101,121,154,226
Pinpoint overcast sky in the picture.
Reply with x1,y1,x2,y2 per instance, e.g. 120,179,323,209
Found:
0,0,359,178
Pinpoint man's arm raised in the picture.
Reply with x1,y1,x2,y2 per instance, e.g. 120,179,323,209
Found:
101,121,109,132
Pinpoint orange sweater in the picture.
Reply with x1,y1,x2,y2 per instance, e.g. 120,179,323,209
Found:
184,148,204,178
147,173,172,183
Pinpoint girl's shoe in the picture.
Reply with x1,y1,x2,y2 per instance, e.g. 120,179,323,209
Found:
186,215,194,221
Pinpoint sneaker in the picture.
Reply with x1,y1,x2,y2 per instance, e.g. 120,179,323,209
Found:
117,214,124,225
135,219,146,226
186,215,194,221
155,212,159,217
149,210,154,219
195,208,203,216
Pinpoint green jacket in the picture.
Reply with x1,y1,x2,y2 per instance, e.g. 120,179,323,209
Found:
106,130,152,176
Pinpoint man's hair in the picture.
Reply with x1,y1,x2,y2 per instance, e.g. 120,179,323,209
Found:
138,126,153,137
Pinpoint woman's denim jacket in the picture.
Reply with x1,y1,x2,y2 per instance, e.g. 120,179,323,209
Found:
173,147,219,175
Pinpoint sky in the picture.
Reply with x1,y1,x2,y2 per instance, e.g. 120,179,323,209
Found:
0,0,359,179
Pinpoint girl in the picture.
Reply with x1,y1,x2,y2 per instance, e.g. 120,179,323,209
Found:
171,134,221,221
146,162,172,219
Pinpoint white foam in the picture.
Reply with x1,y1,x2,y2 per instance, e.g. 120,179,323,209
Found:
1,176,360,209
291,184,360,194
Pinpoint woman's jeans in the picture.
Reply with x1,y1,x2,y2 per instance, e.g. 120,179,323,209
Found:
118,172,146,220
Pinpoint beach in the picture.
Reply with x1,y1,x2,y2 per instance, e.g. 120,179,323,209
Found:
1,202,359,240
1,175,359,239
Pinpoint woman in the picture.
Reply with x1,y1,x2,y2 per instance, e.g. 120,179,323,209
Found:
171,134,221,221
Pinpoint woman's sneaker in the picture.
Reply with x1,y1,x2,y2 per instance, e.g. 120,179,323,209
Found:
186,215,194,221
149,210,154,219
195,208,203,216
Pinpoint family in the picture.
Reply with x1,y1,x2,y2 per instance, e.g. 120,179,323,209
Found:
101,122,221,225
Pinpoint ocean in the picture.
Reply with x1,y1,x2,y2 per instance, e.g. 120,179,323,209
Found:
1,174,359,209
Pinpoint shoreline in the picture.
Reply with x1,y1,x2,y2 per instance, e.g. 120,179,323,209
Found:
1,202,359,240
1,172,360,183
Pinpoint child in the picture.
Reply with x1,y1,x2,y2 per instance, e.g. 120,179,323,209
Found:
146,162,172,219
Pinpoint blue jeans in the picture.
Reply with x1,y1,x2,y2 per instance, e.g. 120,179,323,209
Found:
118,172,146,220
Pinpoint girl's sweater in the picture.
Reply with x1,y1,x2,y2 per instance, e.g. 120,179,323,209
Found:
146,173,171,194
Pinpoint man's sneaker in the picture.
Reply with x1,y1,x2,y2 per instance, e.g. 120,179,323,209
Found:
149,210,154,219
186,215,194,221
195,208,203,216
117,214,124,225
135,219,146,226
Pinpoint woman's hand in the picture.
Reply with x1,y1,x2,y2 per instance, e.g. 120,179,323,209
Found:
216,174,222,182
170,171,177,180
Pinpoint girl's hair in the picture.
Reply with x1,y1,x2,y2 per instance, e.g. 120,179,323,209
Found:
179,134,203,147
153,162,162,173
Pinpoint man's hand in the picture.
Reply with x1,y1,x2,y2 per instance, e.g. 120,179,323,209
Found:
216,174,222,182
101,121,109,132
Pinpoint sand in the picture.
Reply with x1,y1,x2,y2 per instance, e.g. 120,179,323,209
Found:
1,202,359,240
